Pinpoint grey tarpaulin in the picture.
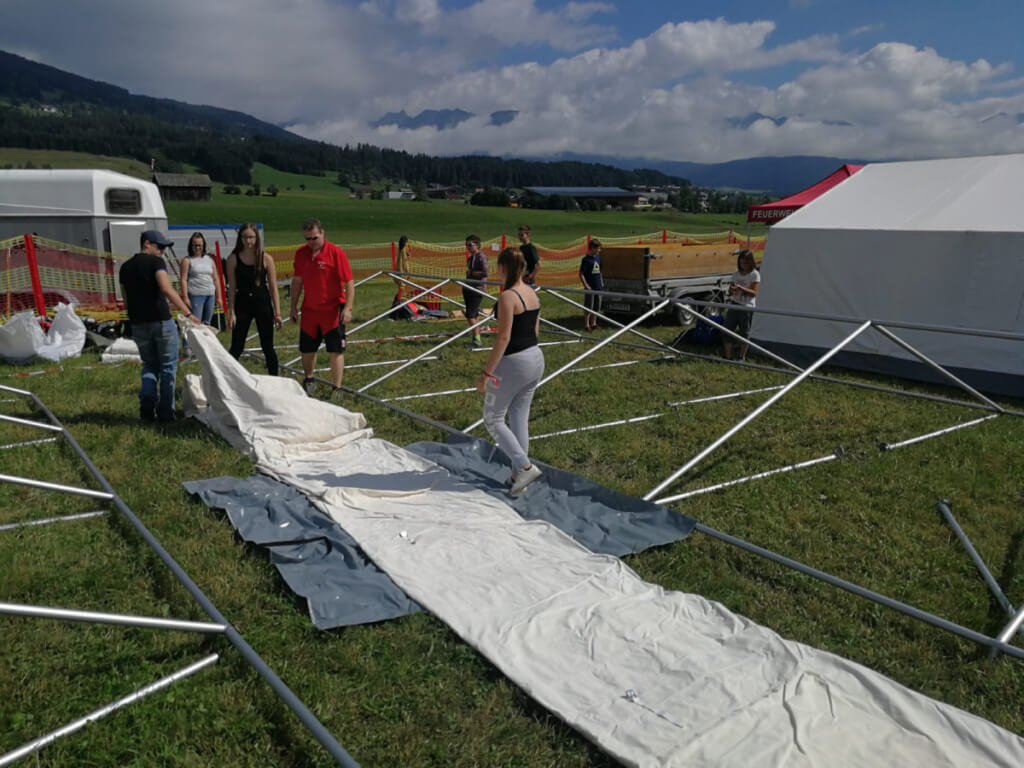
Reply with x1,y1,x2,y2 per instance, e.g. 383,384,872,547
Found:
407,434,695,556
184,440,693,629
183,475,421,629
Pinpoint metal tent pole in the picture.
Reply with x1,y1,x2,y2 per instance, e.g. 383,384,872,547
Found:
0,413,63,431
532,385,786,441
991,605,1024,660
679,303,803,372
462,300,670,434
453,278,585,340
693,523,1024,661
0,654,221,768
0,510,107,532
346,278,452,337
655,343,1023,417
358,314,493,393
936,501,1018,619
0,384,363,768
655,452,841,504
871,323,1006,413
644,320,872,501
0,437,59,450
0,602,227,634
0,473,114,500
881,415,998,451
539,287,681,355
319,355,441,372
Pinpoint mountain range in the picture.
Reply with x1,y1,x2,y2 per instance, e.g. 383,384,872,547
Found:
1,48,864,195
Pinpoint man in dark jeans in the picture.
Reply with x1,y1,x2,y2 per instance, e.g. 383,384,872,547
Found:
518,225,540,285
119,230,200,422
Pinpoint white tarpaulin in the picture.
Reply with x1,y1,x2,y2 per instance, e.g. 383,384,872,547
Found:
753,154,1024,396
184,325,1024,767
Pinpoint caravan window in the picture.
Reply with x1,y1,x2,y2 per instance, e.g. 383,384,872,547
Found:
105,188,142,215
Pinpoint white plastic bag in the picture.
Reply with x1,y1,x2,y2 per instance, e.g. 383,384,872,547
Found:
38,303,86,362
0,311,46,363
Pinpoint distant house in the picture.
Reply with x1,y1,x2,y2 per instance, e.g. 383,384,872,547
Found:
351,185,374,196
386,188,415,200
523,186,640,207
427,184,464,200
152,172,212,202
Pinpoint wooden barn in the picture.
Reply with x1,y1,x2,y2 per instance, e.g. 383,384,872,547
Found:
152,172,212,202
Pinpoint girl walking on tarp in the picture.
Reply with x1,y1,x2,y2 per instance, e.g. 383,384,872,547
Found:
476,247,545,495
227,223,282,375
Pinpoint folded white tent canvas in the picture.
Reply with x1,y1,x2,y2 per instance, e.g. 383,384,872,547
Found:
753,153,1024,396
184,326,1024,767
100,337,141,363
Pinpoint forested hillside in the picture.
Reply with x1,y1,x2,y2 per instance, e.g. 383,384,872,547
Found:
0,49,688,190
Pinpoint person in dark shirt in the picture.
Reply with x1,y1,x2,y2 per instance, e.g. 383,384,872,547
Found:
462,234,489,348
518,225,540,285
579,238,604,331
119,230,199,422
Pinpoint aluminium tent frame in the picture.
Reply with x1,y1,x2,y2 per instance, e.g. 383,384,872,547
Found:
0,383,362,768
267,271,1024,663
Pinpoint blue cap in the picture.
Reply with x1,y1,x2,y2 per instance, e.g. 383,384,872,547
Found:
142,230,173,247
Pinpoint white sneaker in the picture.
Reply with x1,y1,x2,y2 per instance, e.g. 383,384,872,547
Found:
509,464,543,495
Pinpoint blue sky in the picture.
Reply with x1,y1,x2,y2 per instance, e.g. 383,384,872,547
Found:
4,0,1024,163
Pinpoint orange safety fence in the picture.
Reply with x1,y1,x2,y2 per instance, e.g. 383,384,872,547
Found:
2,230,764,320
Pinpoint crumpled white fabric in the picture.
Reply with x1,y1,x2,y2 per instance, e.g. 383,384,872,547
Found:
0,311,45,363
38,303,86,362
184,325,1024,768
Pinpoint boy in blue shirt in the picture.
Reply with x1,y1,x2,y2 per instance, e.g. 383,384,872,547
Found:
579,238,603,331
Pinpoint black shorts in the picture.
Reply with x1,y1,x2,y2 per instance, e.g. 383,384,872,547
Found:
299,304,347,354
462,285,483,320
723,306,753,338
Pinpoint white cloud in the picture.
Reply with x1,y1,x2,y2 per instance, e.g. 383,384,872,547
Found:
2,3,1024,165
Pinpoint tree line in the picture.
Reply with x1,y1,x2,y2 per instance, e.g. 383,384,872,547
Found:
0,103,689,190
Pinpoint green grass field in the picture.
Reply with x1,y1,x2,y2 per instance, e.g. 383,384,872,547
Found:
0,148,765,247
1,278,1022,767
0,147,156,179
168,167,757,247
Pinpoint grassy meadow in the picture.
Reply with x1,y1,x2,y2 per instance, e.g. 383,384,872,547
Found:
167,166,755,247
1,275,1023,767
0,148,761,246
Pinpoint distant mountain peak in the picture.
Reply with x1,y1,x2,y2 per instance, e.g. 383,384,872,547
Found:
369,108,474,131
725,112,788,129
489,110,518,127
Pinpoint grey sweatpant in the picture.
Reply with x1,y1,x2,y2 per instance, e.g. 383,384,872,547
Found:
483,345,545,471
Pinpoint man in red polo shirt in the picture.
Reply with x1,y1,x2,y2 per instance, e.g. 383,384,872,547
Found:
288,218,354,396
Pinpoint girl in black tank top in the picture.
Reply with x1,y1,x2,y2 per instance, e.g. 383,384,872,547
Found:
227,223,282,375
476,247,546,495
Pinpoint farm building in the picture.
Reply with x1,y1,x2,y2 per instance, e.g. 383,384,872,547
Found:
523,186,640,207
753,153,1024,396
152,172,212,202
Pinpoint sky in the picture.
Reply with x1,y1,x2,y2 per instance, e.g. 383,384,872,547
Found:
4,0,1024,164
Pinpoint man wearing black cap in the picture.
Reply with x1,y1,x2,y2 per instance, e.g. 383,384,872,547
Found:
119,230,200,422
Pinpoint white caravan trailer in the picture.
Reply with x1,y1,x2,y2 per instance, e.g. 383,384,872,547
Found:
0,169,168,257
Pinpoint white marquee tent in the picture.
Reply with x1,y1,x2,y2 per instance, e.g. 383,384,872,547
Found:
753,153,1024,396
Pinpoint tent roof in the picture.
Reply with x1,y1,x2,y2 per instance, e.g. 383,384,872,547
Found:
747,164,863,223
775,153,1024,232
